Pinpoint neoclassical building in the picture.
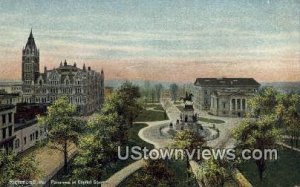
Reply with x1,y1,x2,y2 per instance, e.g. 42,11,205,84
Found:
193,78,260,117
21,30,104,115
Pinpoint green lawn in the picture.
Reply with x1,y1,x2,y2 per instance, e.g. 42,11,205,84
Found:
198,117,225,124
119,160,199,187
135,109,168,122
238,148,300,187
174,101,182,105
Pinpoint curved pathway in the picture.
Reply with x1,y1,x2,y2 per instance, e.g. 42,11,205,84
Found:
103,119,171,187
103,159,146,187
104,98,243,187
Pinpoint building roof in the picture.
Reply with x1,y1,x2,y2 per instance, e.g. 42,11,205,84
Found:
194,78,260,87
25,29,38,52
0,81,22,86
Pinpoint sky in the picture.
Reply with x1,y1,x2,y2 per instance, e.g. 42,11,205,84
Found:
0,0,299,83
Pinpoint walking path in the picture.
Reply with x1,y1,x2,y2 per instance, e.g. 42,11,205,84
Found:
102,159,146,187
103,120,171,186
277,142,300,153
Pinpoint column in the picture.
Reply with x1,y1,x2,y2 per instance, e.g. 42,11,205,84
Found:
240,98,243,111
229,99,232,111
235,98,237,111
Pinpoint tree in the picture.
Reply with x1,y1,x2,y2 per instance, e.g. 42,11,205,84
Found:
0,152,40,186
197,159,227,187
172,130,205,169
142,80,151,102
73,113,121,180
275,93,300,147
102,81,142,143
128,159,174,187
170,83,179,101
38,96,85,173
233,115,281,181
247,87,278,117
154,84,163,102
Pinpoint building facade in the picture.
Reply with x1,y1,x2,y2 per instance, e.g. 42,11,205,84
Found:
193,78,260,117
14,103,47,153
0,81,22,94
0,104,16,151
210,89,255,117
0,93,22,105
21,30,104,115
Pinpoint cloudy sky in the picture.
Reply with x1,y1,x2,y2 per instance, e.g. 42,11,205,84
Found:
0,0,299,82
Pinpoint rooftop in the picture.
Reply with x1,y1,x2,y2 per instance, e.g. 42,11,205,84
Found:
194,78,260,87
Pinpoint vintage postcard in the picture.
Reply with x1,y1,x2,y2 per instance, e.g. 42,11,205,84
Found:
0,1,299,187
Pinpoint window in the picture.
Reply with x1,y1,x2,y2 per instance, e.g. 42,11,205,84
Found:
2,114,6,124
223,102,226,109
24,137,27,145
237,99,241,110
2,128,6,139
232,99,236,110
8,126,12,137
30,134,33,141
8,113,12,123
36,131,39,140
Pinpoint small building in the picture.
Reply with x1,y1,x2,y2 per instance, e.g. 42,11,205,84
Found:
193,78,260,112
0,104,16,152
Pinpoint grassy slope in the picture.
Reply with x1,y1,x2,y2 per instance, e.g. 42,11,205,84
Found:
135,110,168,122
238,148,300,187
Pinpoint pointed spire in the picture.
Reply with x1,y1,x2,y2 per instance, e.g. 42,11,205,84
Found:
64,59,67,66
29,28,33,39
101,69,104,74
83,63,86,71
